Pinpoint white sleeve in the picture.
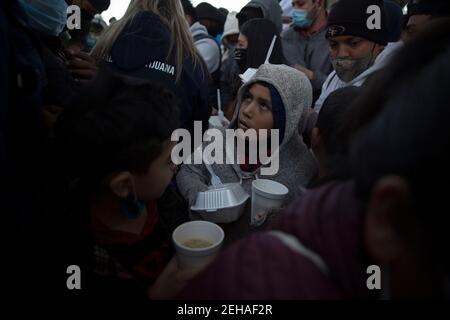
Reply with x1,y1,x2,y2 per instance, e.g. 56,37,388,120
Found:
314,72,336,113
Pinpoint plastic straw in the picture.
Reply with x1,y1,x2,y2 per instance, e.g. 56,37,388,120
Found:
217,88,224,123
264,35,277,64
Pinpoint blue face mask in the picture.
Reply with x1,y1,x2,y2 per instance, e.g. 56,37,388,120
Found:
292,3,318,29
120,195,146,220
118,177,146,220
18,0,68,37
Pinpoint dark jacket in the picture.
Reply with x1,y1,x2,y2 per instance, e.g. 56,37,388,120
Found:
106,11,211,135
181,181,378,299
38,34,79,108
2,0,67,299
219,51,240,113
63,183,189,299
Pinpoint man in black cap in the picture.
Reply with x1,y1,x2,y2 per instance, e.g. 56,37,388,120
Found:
314,0,399,112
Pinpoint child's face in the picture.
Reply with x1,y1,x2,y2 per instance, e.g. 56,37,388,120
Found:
133,140,177,201
404,14,432,42
238,83,274,133
237,34,248,49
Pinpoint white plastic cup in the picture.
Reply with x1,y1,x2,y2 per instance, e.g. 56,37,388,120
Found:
172,221,224,270
251,179,289,226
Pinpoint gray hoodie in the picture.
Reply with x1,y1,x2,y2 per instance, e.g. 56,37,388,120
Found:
190,22,221,74
282,27,333,95
242,0,283,33
176,64,318,244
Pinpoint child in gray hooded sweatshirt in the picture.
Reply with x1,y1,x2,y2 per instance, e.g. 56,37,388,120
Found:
176,64,318,244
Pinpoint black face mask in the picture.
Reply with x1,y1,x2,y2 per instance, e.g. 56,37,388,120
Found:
234,48,248,73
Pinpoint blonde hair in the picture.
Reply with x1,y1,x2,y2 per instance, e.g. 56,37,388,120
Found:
91,0,203,82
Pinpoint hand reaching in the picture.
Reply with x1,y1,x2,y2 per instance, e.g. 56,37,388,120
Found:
65,49,98,83
148,257,205,300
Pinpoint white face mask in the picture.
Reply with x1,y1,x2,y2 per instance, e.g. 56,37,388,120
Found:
331,44,376,83
19,0,68,37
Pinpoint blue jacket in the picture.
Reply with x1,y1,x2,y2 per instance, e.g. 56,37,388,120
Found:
107,11,211,135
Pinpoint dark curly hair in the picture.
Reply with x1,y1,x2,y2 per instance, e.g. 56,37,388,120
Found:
56,68,180,187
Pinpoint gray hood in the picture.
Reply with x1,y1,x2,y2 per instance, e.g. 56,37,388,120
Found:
230,64,313,151
177,63,317,203
176,64,318,242
243,0,283,33
190,21,208,38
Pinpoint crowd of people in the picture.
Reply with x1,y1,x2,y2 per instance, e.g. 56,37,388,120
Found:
2,0,450,300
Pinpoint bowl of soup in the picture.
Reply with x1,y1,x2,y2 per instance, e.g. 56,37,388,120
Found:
172,221,225,270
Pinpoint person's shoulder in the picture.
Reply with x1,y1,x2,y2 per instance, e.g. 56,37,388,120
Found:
281,26,297,39
312,27,330,42
272,181,357,229
111,14,172,72
314,71,338,111
282,181,362,247
133,10,161,23
192,28,219,53
195,36,220,53
180,230,341,299
375,41,404,66
181,55,208,82
127,11,170,35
